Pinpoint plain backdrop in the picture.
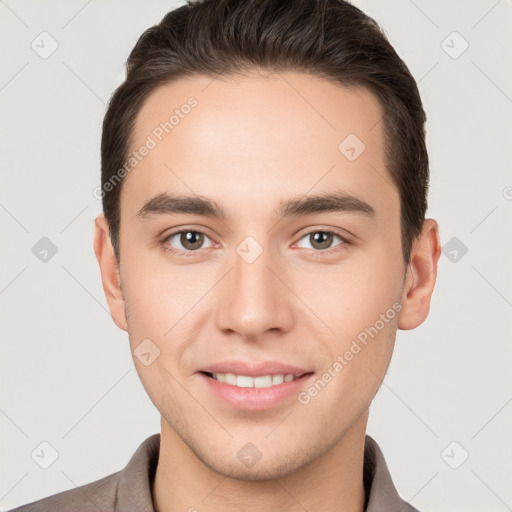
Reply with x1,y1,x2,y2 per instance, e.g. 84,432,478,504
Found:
1,1,511,511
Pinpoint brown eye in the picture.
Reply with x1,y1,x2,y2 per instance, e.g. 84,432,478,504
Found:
310,231,334,250
164,230,213,252
296,230,348,251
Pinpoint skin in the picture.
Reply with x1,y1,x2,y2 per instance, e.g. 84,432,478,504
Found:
94,71,441,512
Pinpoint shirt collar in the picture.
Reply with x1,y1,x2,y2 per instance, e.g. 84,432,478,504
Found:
115,433,415,511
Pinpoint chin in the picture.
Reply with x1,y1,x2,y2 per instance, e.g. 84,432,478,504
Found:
204,453,306,481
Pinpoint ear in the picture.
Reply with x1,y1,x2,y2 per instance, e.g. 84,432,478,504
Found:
93,213,128,332
398,218,441,330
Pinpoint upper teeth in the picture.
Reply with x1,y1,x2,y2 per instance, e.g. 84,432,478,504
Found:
211,373,301,388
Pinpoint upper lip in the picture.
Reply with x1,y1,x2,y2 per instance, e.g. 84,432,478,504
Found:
199,361,313,377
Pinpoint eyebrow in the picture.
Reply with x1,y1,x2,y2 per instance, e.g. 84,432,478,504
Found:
137,190,375,220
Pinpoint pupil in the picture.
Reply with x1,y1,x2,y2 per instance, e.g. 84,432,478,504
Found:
312,231,332,249
182,231,203,250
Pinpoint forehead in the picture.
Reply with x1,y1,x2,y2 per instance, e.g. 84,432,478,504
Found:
122,71,396,222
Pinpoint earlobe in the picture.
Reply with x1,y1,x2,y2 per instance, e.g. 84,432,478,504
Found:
398,219,441,330
93,214,128,332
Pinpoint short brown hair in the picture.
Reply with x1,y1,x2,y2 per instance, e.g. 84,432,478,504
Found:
101,0,429,266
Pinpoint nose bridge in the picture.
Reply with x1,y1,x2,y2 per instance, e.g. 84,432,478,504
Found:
215,236,292,339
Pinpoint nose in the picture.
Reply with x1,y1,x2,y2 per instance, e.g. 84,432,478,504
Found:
214,240,295,342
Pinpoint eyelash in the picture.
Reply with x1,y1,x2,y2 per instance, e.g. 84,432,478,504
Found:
160,228,351,257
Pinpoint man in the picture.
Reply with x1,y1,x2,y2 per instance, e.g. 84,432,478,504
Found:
11,0,440,510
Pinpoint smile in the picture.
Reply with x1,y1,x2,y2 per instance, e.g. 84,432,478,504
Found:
204,372,304,388
199,371,315,411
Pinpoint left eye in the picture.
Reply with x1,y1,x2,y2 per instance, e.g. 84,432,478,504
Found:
295,231,348,251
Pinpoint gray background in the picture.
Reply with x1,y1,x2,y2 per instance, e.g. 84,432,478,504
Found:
1,1,511,510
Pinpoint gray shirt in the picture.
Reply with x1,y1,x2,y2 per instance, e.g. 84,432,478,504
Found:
10,433,419,511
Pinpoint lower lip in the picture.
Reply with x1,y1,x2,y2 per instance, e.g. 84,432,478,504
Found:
198,372,315,411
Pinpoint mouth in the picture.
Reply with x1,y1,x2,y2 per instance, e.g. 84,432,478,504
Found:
197,368,315,411
200,371,311,389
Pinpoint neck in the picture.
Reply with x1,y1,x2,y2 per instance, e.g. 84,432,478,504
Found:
153,412,368,512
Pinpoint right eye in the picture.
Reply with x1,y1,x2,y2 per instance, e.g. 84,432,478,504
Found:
162,229,215,255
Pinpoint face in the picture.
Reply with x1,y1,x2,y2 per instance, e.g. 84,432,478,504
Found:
96,71,426,480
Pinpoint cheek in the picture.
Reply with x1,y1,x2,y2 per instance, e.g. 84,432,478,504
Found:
300,255,402,342
119,252,215,374
300,309,398,420
123,281,169,339
325,256,402,394
120,249,199,331
295,245,403,398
